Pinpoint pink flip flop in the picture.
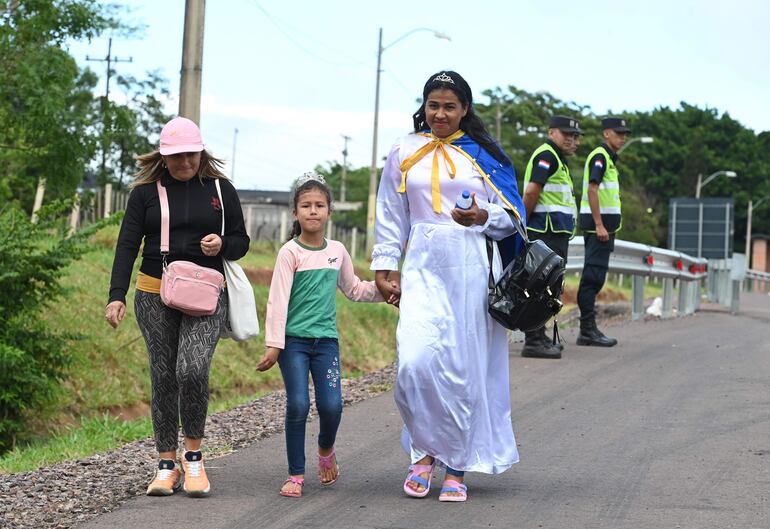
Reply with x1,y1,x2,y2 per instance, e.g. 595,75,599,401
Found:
403,462,435,498
318,448,340,485
438,479,468,502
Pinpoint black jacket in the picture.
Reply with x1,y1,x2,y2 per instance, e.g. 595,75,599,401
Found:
108,173,250,304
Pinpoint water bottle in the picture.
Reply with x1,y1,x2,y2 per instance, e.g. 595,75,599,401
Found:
455,190,473,210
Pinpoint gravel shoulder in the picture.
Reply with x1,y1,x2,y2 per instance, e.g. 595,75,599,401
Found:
1,364,396,529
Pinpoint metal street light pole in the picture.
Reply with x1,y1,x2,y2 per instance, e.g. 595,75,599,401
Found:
746,195,770,269
617,136,653,154
365,27,451,258
695,170,737,199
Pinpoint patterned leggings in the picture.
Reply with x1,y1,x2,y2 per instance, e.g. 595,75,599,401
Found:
134,290,227,452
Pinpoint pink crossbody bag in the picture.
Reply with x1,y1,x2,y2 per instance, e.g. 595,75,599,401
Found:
156,180,224,316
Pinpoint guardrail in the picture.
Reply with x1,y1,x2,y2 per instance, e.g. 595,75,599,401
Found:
566,237,708,321
744,269,770,294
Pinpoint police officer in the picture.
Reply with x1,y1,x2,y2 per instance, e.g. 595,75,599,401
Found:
520,115,581,359
576,116,629,347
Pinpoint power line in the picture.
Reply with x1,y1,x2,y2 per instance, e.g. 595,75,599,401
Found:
246,0,373,67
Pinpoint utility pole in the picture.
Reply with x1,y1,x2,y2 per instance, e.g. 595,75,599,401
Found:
179,0,206,124
495,97,502,144
365,28,383,257
86,37,132,183
231,127,239,181
341,134,351,202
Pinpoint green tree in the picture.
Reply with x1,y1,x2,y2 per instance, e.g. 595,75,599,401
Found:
315,163,369,230
1,1,171,206
0,0,115,208
475,86,770,249
106,71,173,186
0,200,112,452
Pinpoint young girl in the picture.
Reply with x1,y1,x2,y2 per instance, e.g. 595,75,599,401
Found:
257,172,399,498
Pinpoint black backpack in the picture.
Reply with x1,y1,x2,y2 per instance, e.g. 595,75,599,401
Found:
486,218,565,332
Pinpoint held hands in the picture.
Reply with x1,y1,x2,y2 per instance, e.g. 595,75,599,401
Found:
257,346,281,372
200,234,222,256
105,301,126,329
375,272,401,307
451,192,488,227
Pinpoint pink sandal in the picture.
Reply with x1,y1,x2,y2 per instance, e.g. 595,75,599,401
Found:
279,476,304,498
403,461,435,498
318,448,340,485
438,479,468,502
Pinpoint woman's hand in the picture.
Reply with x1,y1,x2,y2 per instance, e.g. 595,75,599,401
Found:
200,234,222,256
105,301,126,329
451,192,489,227
257,347,281,372
375,271,401,307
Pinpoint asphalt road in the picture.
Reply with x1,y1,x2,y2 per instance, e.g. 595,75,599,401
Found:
82,293,770,529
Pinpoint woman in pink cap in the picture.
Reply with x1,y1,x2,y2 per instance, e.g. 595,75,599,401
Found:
105,117,250,497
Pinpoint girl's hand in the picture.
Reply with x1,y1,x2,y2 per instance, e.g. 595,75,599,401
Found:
451,192,489,227
385,280,401,307
200,234,222,256
375,272,401,307
105,301,126,329
257,347,281,372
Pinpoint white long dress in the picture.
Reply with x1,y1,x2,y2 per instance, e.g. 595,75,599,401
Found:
371,133,520,474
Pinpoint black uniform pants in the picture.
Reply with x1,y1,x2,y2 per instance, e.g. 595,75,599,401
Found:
528,231,570,261
525,231,569,342
577,234,615,319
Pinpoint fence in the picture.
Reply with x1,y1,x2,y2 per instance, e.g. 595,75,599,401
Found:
75,187,736,312
73,185,367,259
744,269,770,294
566,236,708,320
70,184,130,231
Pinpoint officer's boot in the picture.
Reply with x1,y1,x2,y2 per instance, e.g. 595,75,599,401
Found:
576,313,618,347
543,324,564,352
522,328,562,359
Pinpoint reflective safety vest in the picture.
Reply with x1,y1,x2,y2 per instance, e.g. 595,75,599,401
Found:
580,146,622,233
523,143,576,235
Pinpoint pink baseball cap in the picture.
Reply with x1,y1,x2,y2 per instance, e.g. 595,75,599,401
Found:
159,117,205,155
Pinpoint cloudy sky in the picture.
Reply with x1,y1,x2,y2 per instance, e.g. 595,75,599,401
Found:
69,0,770,190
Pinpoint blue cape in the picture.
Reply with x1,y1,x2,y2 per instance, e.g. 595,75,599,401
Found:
450,133,527,265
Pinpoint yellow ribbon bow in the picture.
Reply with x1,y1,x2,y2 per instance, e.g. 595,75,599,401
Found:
398,130,465,214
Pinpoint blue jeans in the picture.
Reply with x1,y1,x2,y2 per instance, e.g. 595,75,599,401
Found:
278,336,343,475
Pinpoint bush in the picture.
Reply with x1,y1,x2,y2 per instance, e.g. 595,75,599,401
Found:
0,201,111,452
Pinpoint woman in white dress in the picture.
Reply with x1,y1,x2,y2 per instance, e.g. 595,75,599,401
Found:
372,71,526,502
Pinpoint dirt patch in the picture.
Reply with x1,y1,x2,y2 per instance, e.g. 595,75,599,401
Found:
106,401,150,422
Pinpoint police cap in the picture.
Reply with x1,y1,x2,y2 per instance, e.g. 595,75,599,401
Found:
601,117,631,133
548,115,583,134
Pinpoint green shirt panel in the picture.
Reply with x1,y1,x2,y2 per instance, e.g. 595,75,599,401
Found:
285,267,339,339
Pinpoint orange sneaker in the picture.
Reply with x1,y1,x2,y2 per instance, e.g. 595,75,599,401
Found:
146,459,182,496
182,450,210,497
